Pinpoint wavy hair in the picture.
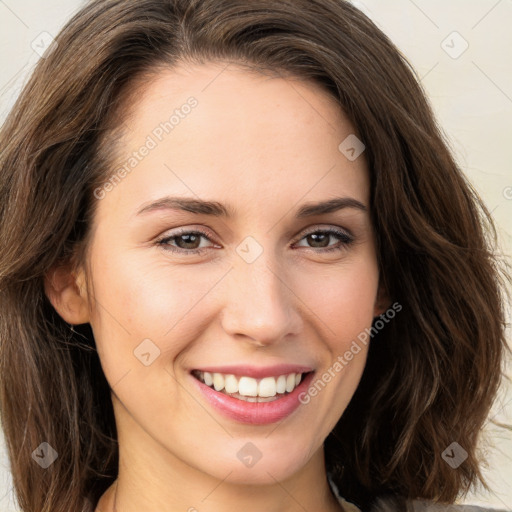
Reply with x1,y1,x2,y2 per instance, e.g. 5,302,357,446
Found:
0,1,510,511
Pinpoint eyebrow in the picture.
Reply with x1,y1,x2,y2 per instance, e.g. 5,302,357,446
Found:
136,196,367,218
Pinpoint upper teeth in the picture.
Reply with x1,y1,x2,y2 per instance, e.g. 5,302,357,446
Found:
195,371,304,398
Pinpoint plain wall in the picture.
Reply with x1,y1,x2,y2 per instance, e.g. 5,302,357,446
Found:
0,0,510,510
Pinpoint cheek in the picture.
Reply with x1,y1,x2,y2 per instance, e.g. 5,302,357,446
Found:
296,254,379,342
294,251,378,402
87,248,229,365
320,275,376,326
297,261,377,424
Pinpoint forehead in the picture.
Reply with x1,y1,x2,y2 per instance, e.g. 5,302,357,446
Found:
96,61,369,221
127,61,351,135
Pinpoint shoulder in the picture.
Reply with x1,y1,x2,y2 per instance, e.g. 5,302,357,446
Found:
329,475,509,512
409,502,510,512
370,496,510,512
336,495,509,512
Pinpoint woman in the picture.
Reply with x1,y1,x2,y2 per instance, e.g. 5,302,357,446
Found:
0,1,509,511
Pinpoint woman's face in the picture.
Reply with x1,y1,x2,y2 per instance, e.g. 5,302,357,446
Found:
78,62,383,485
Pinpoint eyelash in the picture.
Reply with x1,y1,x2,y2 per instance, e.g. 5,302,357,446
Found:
155,227,354,255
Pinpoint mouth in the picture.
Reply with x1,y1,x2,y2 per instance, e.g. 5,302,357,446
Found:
191,369,313,403
189,364,316,424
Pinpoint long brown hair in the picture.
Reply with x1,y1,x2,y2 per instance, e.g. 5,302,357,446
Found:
0,1,510,511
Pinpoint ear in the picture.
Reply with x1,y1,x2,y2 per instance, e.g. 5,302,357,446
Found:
44,263,90,325
373,278,391,318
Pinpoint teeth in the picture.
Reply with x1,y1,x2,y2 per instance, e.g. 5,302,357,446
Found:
258,377,277,397
213,373,224,391
224,374,238,394
276,375,287,394
195,371,307,398
238,376,258,396
285,374,295,393
204,371,213,386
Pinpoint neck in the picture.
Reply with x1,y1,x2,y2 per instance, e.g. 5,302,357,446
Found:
103,397,344,512
103,448,343,512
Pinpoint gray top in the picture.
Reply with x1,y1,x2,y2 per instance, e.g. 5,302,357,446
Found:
327,474,510,512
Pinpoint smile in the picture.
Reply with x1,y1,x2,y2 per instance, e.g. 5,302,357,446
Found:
192,370,306,402
189,366,316,425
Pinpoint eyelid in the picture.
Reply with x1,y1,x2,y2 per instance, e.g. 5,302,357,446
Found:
155,223,354,254
155,226,215,246
155,224,351,242
291,224,353,243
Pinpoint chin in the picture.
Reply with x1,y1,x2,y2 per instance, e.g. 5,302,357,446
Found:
210,449,311,485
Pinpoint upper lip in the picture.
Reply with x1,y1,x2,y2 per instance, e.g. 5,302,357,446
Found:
191,364,314,379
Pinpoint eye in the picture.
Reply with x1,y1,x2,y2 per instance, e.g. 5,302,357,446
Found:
155,226,354,255
156,228,216,254
293,227,354,253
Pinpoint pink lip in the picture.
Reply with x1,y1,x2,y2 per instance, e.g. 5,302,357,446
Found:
191,364,314,379
190,370,315,425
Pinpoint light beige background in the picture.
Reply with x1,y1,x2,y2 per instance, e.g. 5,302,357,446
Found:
0,0,510,510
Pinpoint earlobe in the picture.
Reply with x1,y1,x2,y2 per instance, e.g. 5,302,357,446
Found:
44,265,90,325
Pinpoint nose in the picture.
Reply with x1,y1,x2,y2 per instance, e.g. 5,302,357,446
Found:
220,252,302,347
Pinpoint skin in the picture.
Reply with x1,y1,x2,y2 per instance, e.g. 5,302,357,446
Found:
46,61,388,512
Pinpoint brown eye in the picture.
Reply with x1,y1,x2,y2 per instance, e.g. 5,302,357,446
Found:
173,233,202,250
294,228,354,253
156,229,215,254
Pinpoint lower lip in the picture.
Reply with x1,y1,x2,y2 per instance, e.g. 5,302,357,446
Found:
191,372,315,425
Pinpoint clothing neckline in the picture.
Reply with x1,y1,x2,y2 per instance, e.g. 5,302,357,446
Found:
327,472,362,512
